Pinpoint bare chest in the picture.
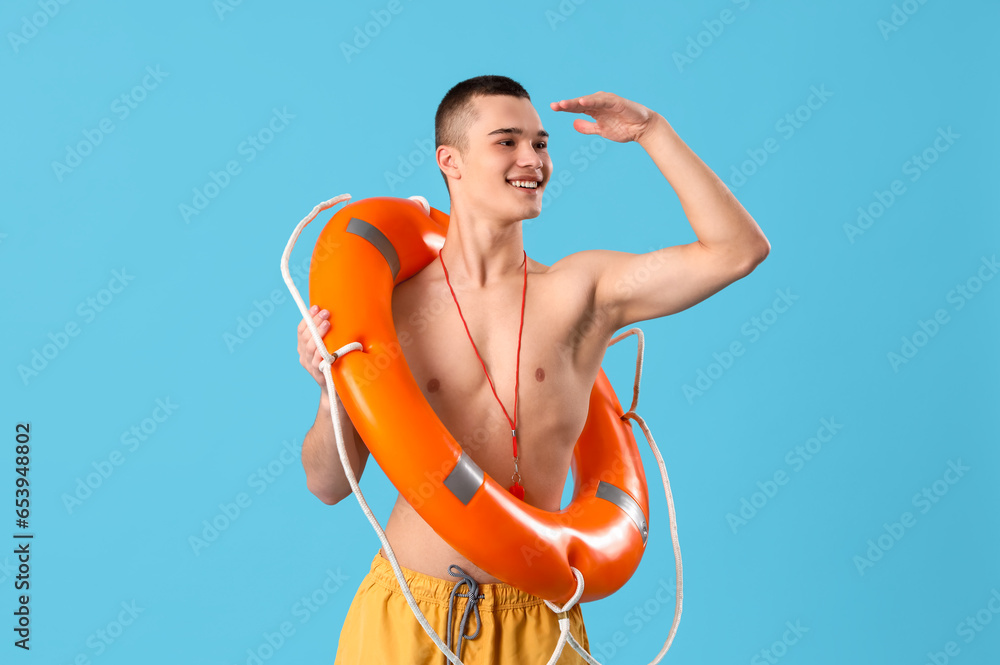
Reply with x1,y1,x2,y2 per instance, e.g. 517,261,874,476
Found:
390,262,602,508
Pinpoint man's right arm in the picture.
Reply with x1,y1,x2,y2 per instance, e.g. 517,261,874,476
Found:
297,304,371,505
302,387,371,505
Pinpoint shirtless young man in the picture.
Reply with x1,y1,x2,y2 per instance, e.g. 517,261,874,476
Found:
297,76,769,664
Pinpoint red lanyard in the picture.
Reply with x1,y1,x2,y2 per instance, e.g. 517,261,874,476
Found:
439,247,528,501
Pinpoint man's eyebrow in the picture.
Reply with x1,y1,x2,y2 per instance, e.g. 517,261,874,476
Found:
486,127,550,138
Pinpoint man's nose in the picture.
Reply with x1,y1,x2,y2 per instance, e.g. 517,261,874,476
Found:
517,145,544,168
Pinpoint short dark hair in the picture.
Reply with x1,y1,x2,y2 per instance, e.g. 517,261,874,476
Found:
435,75,531,194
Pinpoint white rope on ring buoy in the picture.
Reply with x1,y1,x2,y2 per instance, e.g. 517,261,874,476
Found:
280,195,683,664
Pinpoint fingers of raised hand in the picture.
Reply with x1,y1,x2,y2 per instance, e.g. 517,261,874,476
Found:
551,92,614,113
551,97,589,113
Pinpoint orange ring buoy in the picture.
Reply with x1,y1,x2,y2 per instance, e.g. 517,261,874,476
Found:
310,196,650,605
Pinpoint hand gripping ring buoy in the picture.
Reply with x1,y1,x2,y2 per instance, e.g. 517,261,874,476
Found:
309,195,650,605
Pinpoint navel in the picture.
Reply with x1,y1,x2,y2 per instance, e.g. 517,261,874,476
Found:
535,367,545,382
427,378,440,393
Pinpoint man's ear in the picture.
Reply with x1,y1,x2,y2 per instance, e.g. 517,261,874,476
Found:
437,145,462,183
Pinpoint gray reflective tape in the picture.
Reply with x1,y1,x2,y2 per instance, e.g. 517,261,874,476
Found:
596,481,648,544
345,217,400,281
443,453,484,505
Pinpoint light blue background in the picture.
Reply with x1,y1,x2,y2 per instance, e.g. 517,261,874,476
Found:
3,0,998,663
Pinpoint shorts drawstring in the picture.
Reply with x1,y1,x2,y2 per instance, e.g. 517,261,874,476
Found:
444,564,484,662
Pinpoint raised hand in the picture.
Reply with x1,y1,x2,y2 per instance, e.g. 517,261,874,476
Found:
550,91,659,143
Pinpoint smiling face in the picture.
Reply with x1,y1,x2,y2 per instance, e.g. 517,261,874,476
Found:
439,94,553,222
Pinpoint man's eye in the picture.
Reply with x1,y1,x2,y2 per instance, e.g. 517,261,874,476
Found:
499,140,547,148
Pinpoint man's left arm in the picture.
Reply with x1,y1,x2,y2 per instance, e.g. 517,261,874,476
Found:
551,92,771,331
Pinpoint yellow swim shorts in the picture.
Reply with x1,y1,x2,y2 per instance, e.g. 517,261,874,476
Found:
334,549,592,664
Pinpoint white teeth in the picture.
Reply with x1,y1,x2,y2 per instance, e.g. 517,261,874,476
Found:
508,180,538,189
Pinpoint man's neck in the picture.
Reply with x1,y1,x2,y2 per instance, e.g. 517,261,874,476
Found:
440,206,526,289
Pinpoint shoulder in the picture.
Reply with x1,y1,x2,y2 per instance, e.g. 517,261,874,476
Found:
545,250,608,294
535,250,605,317
546,250,627,334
